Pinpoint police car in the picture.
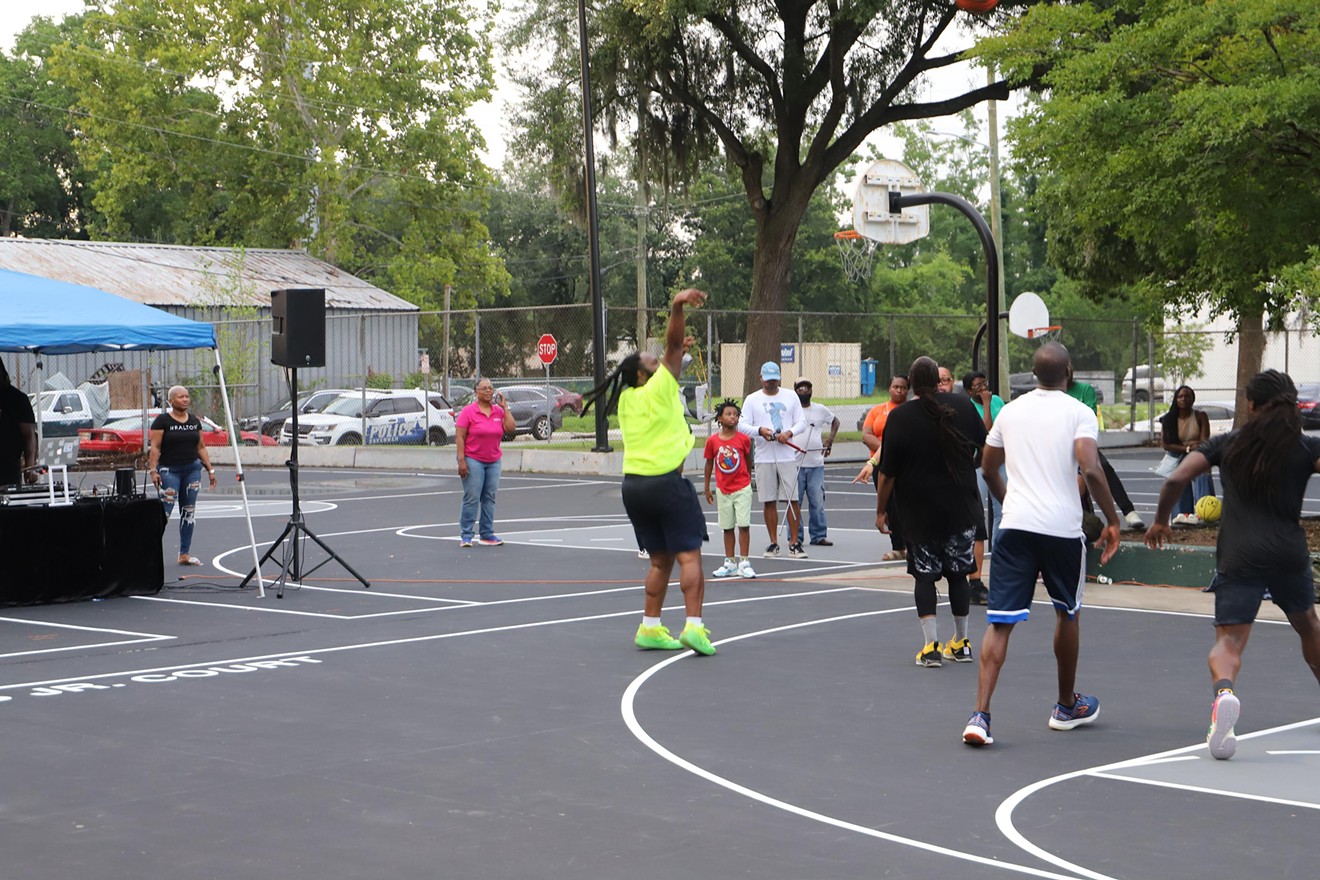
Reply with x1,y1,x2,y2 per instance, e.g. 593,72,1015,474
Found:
279,389,455,446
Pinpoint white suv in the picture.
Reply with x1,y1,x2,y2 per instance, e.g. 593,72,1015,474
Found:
280,389,455,446
1121,365,1166,404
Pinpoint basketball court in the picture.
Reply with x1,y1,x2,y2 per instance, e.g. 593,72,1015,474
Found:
2,464,1316,879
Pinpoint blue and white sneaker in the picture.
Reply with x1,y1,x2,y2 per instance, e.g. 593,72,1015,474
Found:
711,559,739,578
963,711,992,746
1207,691,1240,760
1049,693,1100,730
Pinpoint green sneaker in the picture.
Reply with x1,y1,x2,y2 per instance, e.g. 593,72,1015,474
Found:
635,623,682,650
679,623,716,656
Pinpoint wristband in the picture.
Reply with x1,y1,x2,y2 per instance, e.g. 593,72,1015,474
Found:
207,469,215,475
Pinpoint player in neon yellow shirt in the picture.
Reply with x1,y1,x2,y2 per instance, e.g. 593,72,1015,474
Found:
583,288,715,655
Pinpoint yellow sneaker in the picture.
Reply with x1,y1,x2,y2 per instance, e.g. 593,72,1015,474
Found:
678,623,715,656
634,624,682,650
942,637,974,663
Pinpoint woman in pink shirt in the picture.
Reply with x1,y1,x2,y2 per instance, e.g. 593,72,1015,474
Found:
456,379,517,547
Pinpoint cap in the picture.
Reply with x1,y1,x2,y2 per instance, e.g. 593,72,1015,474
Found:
793,377,812,389
760,361,781,381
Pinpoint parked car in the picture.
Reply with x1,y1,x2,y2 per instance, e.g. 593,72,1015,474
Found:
279,389,455,446
1121,364,1166,404
456,385,564,441
549,385,584,416
1009,372,1035,400
240,387,352,438
1295,383,1320,429
1199,401,1236,434
79,415,275,456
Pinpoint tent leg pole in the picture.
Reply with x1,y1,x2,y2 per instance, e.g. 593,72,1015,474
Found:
213,347,265,598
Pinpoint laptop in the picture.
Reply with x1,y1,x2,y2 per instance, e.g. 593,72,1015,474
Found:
39,435,81,468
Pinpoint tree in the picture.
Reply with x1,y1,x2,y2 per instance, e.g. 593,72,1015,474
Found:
0,16,90,238
509,1,1030,388
47,0,504,306
985,0,1320,402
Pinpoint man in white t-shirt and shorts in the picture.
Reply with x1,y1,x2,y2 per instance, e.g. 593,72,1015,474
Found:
962,342,1121,747
740,361,808,558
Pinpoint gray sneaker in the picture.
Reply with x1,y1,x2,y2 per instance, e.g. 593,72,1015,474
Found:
764,543,780,557
788,543,808,559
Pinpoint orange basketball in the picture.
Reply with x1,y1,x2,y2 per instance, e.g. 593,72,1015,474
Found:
955,0,1000,13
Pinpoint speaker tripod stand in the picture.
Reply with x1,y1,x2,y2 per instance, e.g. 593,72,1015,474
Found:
239,368,369,598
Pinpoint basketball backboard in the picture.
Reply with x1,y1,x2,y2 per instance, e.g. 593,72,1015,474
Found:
1007,292,1051,339
852,159,930,245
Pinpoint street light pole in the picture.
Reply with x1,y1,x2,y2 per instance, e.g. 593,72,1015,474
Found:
987,66,1008,395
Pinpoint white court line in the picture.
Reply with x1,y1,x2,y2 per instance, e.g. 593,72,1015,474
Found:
620,610,1090,880
2,586,861,693
1087,769,1320,812
1268,750,1320,755
0,617,175,660
995,716,1320,880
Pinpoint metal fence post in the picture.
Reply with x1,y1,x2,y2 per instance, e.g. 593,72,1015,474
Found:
475,312,482,379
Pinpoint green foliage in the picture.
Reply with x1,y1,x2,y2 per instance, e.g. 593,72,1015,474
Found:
365,372,393,390
0,16,92,237
42,0,503,308
985,0,1320,339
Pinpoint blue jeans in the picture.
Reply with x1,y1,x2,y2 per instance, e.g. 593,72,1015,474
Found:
460,458,503,541
796,465,827,544
976,464,1005,551
159,459,202,555
1177,471,1215,515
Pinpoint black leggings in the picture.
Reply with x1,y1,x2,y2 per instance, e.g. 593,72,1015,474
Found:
915,574,970,617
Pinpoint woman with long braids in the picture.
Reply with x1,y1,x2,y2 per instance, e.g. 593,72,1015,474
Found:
581,288,715,656
875,356,987,668
1159,385,1215,523
1147,370,1320,760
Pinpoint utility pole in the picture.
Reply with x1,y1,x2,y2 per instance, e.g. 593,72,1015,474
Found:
987,66,1008,394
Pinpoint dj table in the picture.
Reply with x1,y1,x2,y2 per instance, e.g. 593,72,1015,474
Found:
0,495,168,606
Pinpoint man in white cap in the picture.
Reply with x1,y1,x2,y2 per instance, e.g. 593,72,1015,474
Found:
740,361,808,557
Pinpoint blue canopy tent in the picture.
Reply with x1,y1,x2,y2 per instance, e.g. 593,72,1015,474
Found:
0,268,267,594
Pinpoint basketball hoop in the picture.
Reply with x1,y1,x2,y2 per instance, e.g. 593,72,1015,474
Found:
834,229,877,283
1027,325,1063,342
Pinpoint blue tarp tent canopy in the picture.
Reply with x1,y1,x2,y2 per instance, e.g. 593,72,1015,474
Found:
0,268,216,353
0,267,269,594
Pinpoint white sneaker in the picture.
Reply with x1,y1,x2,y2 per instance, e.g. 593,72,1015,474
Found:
638,548,649,559
1185,514,1200,525
737,559,757,579
712,560,739,578
1124,510,1146,530
1171,513,1189,525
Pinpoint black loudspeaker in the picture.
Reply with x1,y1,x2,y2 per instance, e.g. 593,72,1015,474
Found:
115,467,136,497
271,288,326,367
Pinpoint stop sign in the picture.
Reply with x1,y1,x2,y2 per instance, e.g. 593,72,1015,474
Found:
536,333,558,365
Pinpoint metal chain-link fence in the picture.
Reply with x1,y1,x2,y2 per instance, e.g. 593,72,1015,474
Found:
13,306,1318,452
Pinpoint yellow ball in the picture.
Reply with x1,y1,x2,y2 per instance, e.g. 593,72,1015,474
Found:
1194,495,1222,523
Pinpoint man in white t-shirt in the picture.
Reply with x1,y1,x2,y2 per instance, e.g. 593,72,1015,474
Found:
793,377,840,547
740,361,808,558
961,342,1121,748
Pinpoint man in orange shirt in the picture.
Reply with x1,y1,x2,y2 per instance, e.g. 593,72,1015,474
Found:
854,375,909,560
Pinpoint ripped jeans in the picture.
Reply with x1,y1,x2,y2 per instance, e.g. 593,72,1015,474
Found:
158,460,202,555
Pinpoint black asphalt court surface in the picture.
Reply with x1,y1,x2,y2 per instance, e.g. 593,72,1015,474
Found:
3,461,1318,879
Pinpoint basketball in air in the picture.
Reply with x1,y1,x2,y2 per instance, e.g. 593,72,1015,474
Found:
1194,495,1223,523
955,0,1000,13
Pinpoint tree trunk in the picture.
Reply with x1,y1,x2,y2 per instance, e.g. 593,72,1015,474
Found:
1233,302,1266,427
741,197,810,394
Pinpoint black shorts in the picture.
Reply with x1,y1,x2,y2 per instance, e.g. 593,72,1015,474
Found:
1208,568,1317,625
907,526,977,579
622,470,708,556
987,529,1086,624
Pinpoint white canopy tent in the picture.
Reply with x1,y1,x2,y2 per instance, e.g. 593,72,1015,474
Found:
0,267,269,596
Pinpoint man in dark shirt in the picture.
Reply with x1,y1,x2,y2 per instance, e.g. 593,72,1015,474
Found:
1147,369,1320,760
877,356,987,668
0,360,38,486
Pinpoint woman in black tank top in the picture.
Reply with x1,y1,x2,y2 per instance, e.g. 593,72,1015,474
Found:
147,385,217,565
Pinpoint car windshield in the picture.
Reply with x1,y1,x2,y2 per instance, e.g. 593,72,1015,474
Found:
323,396,371,417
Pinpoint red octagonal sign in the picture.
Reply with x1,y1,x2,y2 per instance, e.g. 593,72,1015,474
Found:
536,333,558,365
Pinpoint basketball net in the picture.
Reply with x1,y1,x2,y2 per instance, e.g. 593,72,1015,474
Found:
834,229,877,283
1027,325,1063,343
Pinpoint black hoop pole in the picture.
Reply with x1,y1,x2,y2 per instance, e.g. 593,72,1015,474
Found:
890,191,1001,396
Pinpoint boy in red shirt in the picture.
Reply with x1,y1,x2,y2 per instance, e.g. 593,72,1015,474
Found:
703,399,757,578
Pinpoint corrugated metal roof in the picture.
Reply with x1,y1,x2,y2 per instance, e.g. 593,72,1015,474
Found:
0,238,418,311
